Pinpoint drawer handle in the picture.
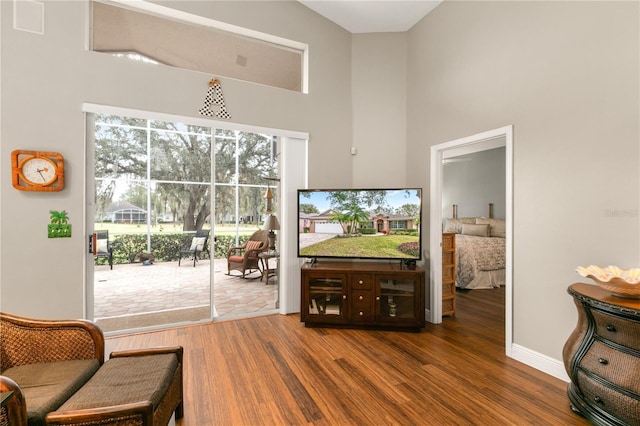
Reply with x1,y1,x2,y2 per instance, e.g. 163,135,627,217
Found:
606,324,617,332
594,396,604,405
359,311,364,316
358,280,364,285
376,296,380,301
359,295,364,301
598,358,609,365
343,295,347,300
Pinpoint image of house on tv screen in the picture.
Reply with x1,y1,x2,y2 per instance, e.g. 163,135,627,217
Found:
298,188,422,260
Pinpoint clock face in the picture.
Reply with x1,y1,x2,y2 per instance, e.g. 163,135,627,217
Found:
20,156,58,186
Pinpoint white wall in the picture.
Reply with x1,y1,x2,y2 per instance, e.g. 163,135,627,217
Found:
351,33,407,187
2,0,638,379
0,0,354,317
443,147,506,220
406,1,639,361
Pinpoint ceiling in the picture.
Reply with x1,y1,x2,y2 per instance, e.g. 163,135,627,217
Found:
298,0,443,33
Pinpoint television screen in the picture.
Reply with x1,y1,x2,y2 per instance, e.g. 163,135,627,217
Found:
297,188,422,261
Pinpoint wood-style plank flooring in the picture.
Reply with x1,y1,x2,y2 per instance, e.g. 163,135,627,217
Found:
105,287,589,425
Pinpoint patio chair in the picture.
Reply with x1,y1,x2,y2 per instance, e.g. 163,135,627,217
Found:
178,229,210,267
226,230,269,278
93,230,113,270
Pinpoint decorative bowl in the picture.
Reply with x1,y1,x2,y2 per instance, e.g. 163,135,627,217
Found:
576,265,640,299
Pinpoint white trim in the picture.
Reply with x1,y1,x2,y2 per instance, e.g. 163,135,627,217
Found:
101,0,310,94
82,103,309,140
511,344,569,382
429,125,514,356
13,0,44,35
279,137,308,314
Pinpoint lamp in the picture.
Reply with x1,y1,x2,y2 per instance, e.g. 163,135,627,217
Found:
264,186,273,214
262,214,280,253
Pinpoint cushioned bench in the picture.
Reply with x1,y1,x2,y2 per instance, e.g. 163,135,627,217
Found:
45,348,183,426
2,359,101,425
0,312,184,426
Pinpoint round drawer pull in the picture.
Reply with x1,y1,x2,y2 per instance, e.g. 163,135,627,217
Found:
598,358,609,365
359,311,364,316
342,295,347,300
376,296,380,300
594,396,604,405
359,295,364,301
358,280,364,285
606,324,617,332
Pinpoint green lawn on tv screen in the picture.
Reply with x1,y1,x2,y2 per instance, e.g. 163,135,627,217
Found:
300,235,419,258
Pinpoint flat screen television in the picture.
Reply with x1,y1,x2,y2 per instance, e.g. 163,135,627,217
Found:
297,188,422,261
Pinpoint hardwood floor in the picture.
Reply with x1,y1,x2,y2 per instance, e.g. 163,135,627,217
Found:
105,286,589,425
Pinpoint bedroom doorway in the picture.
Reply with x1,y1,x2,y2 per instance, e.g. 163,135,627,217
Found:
429,125,513,355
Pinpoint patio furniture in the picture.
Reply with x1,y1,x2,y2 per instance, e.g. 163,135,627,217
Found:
226,230,269,278
178,229,210,267
0,312,184,426
93,230,113,270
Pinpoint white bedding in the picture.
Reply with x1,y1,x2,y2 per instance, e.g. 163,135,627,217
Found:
455,234,505,289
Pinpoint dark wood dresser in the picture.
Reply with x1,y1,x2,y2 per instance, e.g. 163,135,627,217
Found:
563,283,640,425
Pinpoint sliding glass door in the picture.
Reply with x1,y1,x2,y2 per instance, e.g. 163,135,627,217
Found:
90,112,278,332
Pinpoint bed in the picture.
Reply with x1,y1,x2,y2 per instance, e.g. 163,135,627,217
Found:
443,217,506,289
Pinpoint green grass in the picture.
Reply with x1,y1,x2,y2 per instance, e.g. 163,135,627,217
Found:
300,235,419,258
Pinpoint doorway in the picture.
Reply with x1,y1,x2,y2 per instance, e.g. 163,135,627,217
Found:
83,105,303,333
429,125,513,355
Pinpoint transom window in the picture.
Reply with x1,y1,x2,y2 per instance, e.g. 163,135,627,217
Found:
91,1,307,92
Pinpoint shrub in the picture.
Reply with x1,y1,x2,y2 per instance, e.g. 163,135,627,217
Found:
96,232,253,266
389,229,418,236
359,227,376,235
398,241,420,258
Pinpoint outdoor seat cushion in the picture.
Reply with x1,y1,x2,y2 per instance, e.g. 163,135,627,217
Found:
228,255,244,263
56,353,178,412
2,359,100,426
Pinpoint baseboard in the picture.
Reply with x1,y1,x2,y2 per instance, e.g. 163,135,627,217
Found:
511,343,570,382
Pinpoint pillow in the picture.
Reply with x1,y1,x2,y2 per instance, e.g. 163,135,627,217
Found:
189,237,206,251
246,240,263,251
461,223,490,237
443,217,476,234
475,218,506,238
96,239,108,254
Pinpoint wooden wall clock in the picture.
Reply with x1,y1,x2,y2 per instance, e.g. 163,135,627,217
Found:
11,150,65,192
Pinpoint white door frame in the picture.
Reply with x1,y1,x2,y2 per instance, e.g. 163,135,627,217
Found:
429,125,513,356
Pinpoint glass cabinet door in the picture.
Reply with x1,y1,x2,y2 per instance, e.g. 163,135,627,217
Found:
306,273,346,320
376,275,418,322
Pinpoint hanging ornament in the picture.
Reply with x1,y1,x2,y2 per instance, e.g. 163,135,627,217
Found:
199,78,231,119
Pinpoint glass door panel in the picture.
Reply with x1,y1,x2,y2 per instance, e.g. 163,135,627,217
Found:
306,274,346,319
377,276,417,321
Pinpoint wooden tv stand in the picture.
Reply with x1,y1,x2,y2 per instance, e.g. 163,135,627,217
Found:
300,261,425,331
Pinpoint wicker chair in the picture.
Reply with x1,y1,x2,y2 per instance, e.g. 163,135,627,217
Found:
0,312,105,426
226,230,269,278
0,312,184,426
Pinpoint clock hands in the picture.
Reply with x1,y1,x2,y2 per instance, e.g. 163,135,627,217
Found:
37,167,50,182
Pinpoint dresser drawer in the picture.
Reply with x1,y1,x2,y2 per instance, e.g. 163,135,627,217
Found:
581,340,640,394
442,235,454,250
592,310,640,350
442,298,454,314
442,281,455,298
351,274,372,290
351,290,372,321
442,265,455,282
442,251,454,265
577,371,640,426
